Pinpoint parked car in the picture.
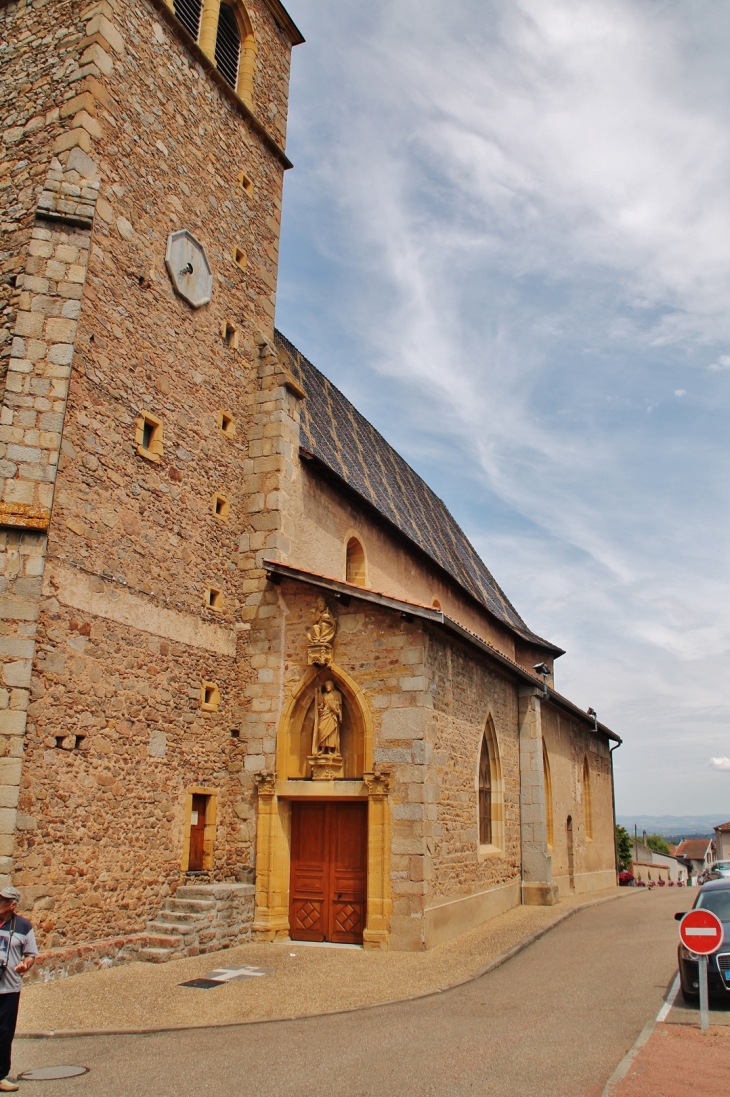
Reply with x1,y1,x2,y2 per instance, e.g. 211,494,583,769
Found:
676,879,730,1002
708,861,730,880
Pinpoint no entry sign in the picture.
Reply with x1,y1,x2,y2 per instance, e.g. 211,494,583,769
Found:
679,908,724,955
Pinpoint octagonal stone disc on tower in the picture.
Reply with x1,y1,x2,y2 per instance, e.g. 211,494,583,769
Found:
165,229,213,308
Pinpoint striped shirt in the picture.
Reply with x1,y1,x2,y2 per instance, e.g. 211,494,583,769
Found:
0,915,38,994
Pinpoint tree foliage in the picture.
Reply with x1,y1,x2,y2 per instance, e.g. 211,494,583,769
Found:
646,833,671,856
616,824,633,870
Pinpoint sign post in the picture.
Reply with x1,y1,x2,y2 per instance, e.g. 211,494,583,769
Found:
679,909,724,1032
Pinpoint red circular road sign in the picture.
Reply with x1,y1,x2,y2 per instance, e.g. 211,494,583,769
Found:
679,908,724,955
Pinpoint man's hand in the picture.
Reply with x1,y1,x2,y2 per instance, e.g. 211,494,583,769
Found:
14,957,34,975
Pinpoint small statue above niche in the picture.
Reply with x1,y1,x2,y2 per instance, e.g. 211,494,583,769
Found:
307,597,336,666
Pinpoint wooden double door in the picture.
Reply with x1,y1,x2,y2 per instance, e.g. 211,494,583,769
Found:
289,801,368,945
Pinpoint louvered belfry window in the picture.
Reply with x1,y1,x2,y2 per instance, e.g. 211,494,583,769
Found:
215,3,241,89
173,0,202,40
478,736,492,845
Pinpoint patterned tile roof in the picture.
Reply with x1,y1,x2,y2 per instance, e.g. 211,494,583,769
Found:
275,331,559,650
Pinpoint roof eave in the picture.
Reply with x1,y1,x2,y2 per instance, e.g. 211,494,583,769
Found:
264,560,620,744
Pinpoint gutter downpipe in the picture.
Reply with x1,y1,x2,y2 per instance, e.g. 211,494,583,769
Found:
609,739,621,881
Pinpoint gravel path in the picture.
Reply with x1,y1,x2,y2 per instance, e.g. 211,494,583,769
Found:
18,886,633,1034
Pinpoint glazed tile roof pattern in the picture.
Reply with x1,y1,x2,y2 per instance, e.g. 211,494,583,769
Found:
275,330,557,649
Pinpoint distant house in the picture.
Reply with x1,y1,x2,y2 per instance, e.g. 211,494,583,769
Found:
630,840,686,884
675,839,715,883
714,822,730,861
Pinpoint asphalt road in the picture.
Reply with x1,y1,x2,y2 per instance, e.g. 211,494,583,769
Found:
14,889,685,1097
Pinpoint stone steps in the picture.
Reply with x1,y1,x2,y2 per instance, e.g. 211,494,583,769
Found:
153,910,212,927
137,947,176,964
162,898,216,914
137,883,255,965
145,932,183,949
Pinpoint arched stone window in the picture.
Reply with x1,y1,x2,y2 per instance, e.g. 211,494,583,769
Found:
215,3,241,88
477,717,504,851
175,0,257,108
478,737,492,845
543,740,554,850
582,756,593,841
345,537,367,587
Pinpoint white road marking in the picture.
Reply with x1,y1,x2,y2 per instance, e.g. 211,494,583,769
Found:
655,973,680,1022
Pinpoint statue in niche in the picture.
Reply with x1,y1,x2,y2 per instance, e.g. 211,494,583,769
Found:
308,679,345,779
307,597,337,666
312,680,342,756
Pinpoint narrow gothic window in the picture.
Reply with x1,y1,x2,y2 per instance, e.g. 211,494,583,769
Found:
215,3,242,89
582,756,593,840
543,742,554,849
346,537,366,586
478,736,492,845
174,0,202,40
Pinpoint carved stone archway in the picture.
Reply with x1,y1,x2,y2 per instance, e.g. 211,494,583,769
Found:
252,664,391,948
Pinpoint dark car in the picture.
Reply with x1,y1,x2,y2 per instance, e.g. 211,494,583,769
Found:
676,879,730,1001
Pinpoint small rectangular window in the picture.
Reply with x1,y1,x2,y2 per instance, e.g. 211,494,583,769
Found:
232,246,247,271
200,681,220,712
211,492,230,522
221,320,240,350
135,413,163,463
206,587,224,611
237,170,253,196
218,409,235,438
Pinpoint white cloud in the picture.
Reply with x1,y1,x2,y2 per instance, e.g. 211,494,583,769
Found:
281,0,730,812
710,758,730,771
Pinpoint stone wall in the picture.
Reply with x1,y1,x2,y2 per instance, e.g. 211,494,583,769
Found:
273,578,525,950
1,0,87,376
427,629,520,903
542,704,616,895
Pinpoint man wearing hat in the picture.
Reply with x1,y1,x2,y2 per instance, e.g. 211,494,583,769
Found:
0,887,37,1092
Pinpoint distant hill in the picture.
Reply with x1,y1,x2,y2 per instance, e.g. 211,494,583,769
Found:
616,814,727,838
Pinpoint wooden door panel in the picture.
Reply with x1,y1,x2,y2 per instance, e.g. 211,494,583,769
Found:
290,802,328,941
188,794,207,872
289,800,368,945
331,802,367,944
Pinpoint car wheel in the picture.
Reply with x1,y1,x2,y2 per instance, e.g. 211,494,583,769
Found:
681,986,698,1003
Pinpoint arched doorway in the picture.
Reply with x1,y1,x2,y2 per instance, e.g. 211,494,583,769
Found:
253,663,391,949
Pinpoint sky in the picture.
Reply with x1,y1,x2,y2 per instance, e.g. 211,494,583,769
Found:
274,0,730,817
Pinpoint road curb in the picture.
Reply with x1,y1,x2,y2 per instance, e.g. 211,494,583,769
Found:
601,972,681,1096
17,889,636,1041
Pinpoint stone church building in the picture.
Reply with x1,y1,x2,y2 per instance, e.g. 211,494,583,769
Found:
0,0,620,961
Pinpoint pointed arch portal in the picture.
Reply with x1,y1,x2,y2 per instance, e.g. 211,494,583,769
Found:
253,663,391,949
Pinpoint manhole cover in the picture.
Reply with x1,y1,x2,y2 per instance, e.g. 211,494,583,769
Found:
19,1066,89,1080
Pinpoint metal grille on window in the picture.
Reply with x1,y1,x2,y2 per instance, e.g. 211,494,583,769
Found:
215,4,241,90
479,737,492,845
173,0,202,40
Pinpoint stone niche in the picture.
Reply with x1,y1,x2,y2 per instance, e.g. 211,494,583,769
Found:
284,669,365,779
